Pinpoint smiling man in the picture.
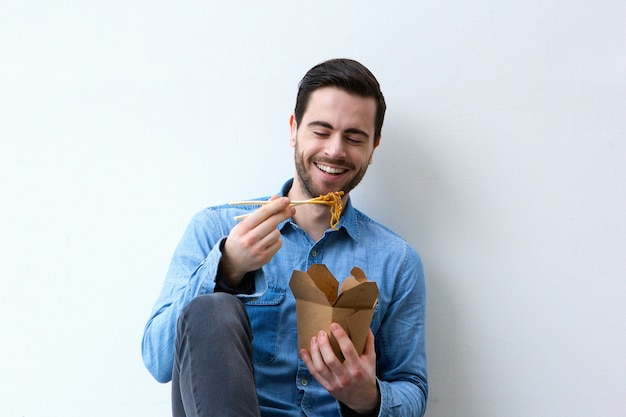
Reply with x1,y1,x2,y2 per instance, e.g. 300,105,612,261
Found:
288,86,378,242
142,59,428,417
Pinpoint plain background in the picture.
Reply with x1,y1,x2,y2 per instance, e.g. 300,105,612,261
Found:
1,1,624,416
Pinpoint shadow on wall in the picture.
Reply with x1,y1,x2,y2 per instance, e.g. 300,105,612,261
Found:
353,124,478,417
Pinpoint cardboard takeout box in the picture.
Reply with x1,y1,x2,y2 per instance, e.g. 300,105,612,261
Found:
289,264,379,358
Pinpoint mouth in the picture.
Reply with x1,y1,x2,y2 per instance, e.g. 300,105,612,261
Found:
315,162,348,176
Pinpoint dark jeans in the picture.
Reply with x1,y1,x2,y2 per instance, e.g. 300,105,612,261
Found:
172,293,261,417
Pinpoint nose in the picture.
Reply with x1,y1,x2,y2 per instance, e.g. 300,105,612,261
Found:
324,133,347,160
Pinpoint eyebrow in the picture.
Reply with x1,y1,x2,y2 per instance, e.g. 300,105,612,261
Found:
307,121,370,139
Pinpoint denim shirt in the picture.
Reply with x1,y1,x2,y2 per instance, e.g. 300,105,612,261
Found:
142,180,428,417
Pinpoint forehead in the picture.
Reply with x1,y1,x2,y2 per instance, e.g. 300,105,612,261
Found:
303,87,377,132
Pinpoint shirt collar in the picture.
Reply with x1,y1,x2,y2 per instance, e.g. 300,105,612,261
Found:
278,178,359,241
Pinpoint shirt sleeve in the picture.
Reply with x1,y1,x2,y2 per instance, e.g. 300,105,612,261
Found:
140,209,265,383
374,245,429,417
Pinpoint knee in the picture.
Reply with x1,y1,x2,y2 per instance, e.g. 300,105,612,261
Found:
177,293,252,347
181,293,248,328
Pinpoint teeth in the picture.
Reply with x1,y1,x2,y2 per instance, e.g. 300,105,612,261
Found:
317,164,345,174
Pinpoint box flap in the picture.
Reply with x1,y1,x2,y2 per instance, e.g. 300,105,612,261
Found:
289,269,332,305
334,267,379,308
307,264,339,304
334,281,379,308
337,267,367,294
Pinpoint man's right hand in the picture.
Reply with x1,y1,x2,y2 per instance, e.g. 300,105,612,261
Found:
218,196,295,287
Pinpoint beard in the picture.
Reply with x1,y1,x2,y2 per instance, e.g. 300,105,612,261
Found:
293,143,370,199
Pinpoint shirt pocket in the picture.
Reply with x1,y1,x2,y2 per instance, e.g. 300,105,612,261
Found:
244,285,286,364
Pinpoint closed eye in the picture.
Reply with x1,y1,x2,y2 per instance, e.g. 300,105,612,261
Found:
313,130,330,138
346,136,365,144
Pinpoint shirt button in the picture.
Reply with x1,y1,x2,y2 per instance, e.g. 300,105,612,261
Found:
301,378,308,386
310,250,317,258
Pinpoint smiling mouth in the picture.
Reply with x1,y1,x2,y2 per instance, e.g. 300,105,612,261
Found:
316,163,347,175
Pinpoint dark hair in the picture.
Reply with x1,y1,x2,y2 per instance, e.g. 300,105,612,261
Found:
294,58,386,142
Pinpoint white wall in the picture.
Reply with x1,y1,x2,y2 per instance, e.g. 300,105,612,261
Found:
1,1,624,416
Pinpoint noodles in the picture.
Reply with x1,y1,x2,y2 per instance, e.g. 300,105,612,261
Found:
309,191,344,230
231,190,345,229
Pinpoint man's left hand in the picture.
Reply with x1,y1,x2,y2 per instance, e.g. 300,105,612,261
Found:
300,323,380,414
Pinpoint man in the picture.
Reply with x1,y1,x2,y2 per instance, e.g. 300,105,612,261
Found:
142,58,428,416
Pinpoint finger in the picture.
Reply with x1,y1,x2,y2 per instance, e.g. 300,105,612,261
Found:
300,338,333,391
242,197,291,230
255,226,281,248
317,327,343,369
328,323,360,364
234,205,290,253
308,334,326,368
301,335,328,374
256,230,283,259
299,347,312,364
361,329,376,359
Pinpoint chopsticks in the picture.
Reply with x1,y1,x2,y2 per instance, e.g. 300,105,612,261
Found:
229,191,345,223
229,198,335,221
229,199,334,207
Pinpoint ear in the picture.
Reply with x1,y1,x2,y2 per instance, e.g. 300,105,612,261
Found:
369,136,381,165
289,114,297,147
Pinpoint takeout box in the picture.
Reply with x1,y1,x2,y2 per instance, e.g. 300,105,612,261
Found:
289,264,379,359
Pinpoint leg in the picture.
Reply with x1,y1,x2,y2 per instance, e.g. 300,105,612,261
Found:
172,293,260,417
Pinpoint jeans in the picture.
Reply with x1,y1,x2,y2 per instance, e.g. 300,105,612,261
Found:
172,293,261,417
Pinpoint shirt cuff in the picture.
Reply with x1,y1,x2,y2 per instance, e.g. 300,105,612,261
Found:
339,381,381,417
214,238,256,295
215,270,256,294
339,402,380,417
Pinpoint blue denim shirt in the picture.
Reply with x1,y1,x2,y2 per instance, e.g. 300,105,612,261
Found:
142,180,428,416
